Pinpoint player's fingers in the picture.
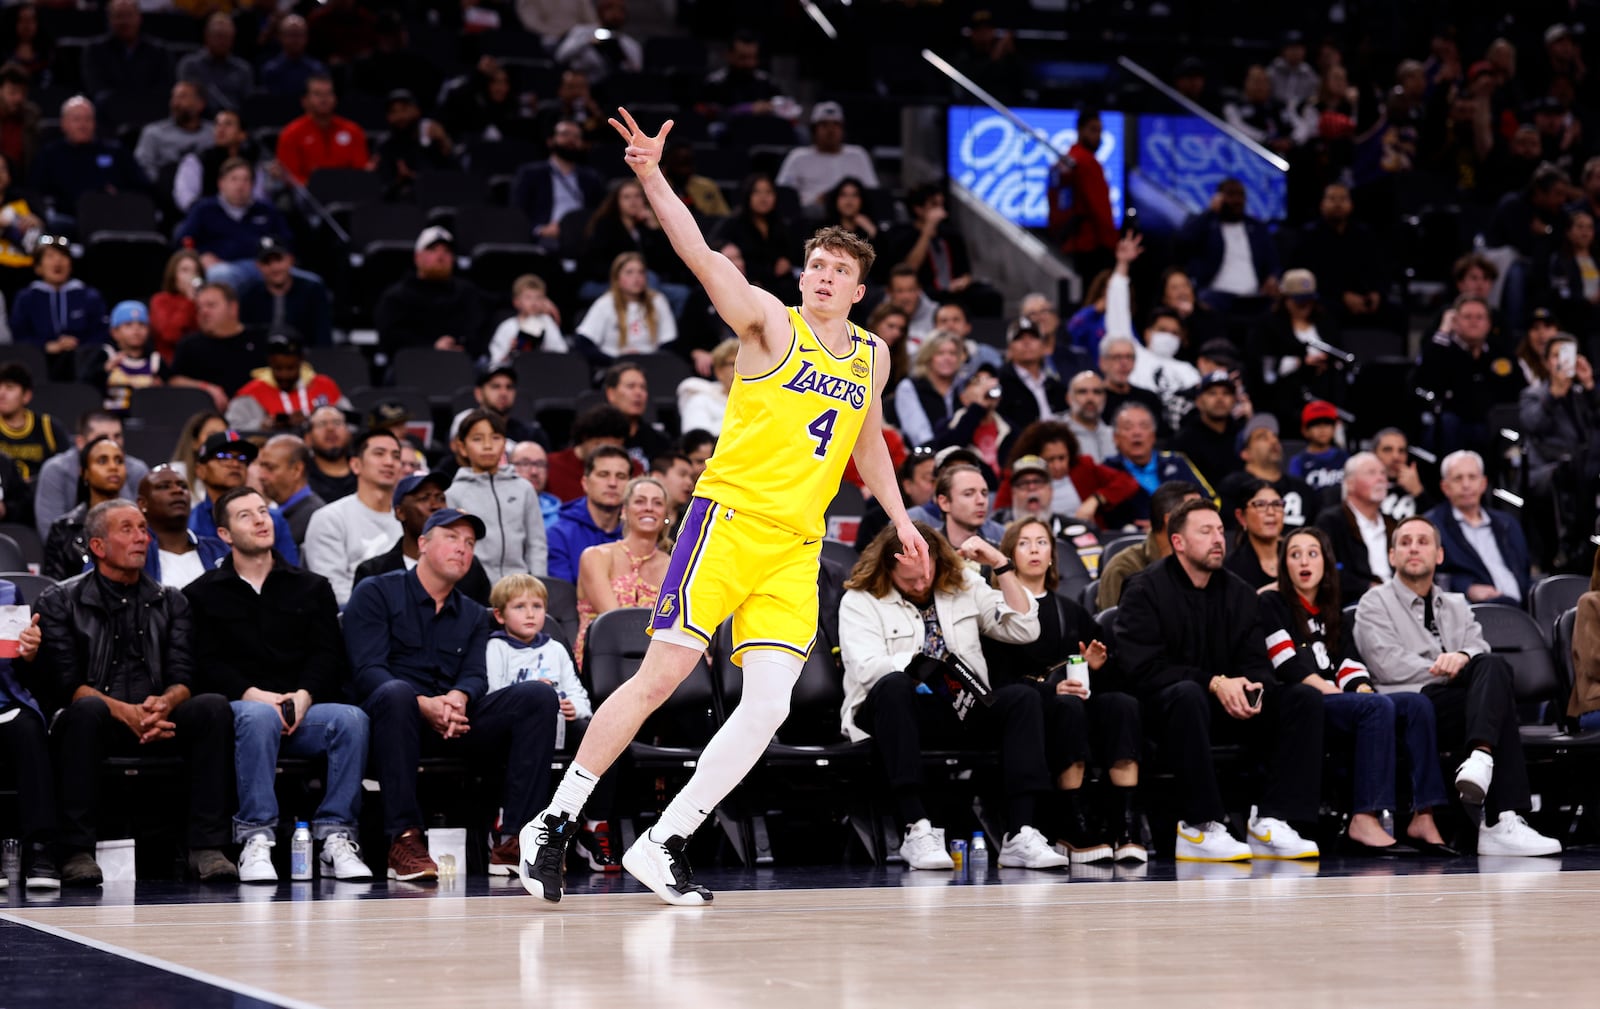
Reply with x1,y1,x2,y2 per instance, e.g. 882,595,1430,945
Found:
606,117,630,141
617,106,641,134
657,119,675,143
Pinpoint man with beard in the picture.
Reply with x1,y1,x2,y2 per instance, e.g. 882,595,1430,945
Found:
512,119,604,252
1115,499,1323,862
306,405,356,502
1063,371,1114,463
137,466,227,589
133,80,210,184
1217,415,1313,530
1170,371,1245,489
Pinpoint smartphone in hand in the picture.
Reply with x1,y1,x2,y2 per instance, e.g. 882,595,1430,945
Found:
280,698,298,727
1243,684,1263,709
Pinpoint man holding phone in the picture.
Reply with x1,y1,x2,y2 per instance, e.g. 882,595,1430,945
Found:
185,486,373,884
1518,332,1597,567
1115,499,1324,861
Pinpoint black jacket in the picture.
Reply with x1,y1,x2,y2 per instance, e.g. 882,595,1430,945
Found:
373,272,487,358
1313,503,1395,604
1113,555,1273,701
984,590,1123,693
31,569,195,714
42,503,90,582
353,539,493,607
1257,588,1371,690
183,554,348,702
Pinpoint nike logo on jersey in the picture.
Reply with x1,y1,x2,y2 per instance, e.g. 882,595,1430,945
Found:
797,345,818,353
781,360,868,409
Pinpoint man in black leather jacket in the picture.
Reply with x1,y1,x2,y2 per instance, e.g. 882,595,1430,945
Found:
31,500,236,887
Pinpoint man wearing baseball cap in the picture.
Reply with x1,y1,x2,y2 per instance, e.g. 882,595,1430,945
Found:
373,225,486,358
352,471,493,606
239,236,332,349
1216,413,1313,530
187,430,300,566
226,328,351,432
1170,370,1245,488
996,317,1067,430
345,506,559,881
775,99,879,206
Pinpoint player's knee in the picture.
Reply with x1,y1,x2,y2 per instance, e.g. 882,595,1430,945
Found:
736,649,803,731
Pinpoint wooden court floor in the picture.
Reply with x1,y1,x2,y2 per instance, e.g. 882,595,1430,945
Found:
4,864,1595,1008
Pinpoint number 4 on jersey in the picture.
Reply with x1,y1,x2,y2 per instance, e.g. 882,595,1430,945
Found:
807,408,839,458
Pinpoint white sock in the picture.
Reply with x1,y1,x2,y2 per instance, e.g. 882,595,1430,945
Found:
651,649,802,841
547,762,600,820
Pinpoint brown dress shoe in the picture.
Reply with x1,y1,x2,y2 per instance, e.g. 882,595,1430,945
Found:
387,829,438,882
188,848,240,882
488,835,520,876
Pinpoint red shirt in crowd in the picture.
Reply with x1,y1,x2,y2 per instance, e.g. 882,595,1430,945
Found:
275,114,370,185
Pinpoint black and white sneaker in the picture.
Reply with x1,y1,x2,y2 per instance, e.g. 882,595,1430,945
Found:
621,831,713,906
574,820,621,872
519,811,578,902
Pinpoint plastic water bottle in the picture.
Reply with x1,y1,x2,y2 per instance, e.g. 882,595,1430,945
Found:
968,832,989,879
290,821,313,880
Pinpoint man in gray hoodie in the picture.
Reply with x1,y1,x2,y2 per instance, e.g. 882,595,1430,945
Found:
446,409,547,582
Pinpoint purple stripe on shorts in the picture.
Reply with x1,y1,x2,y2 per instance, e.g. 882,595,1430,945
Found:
651,497,713,632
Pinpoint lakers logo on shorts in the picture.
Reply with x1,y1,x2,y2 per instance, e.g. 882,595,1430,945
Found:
655,592,678,619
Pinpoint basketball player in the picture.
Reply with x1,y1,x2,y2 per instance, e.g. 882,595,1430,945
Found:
519,108,928,905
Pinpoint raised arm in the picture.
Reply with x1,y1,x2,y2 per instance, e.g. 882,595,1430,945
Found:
609,107,780,344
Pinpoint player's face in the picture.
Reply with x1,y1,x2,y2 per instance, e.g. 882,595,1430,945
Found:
798,247,864,317
496,592,547,641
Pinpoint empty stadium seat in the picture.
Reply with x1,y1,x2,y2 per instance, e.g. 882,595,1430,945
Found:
1530,575,1588,646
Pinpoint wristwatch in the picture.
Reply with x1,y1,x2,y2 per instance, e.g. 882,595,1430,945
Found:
992,561,1016,576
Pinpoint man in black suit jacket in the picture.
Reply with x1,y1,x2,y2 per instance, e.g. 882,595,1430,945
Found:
510,120,605,252
1312,452,1396,604
996,317,1067,431
352,472,493,606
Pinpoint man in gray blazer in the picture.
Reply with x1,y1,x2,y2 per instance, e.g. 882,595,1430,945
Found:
1354,516,1559,857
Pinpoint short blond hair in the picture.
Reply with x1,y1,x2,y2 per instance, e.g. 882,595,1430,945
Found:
711,338,739,370
490,573,547,612
512,274,547,298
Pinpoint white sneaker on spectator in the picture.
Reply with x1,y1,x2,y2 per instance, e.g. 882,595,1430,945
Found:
1477,811,1561,856
1455,750,1494,805
1247,814,1320,860
238,835,278,884
320,832,373,881
1174,820,1251,862
998,826,1070,869
899,819,955,870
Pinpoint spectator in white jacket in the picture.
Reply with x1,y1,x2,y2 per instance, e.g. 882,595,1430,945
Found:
575,251,676,358
447,409,548,582
838,521,1067,872
487,274,568,369
675,338,737,436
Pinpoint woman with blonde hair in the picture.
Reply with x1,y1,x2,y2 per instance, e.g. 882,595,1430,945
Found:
892,329,969,447
576,252,676,358
574,475,671,668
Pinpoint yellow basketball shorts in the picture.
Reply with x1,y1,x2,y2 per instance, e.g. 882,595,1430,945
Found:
648,497,821,665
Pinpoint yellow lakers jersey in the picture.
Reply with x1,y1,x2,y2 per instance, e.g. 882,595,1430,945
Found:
692,307,876,538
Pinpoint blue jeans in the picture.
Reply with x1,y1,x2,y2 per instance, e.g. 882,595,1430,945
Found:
1581,710,1600,731
1323,690,1447,815
232,700,370,842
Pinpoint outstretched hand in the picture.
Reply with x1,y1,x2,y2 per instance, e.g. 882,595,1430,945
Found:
893,518,931,582
608,106,674,179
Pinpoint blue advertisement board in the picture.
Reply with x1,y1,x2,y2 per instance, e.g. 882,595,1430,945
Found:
946,106,1125,229
1134,113,1288,224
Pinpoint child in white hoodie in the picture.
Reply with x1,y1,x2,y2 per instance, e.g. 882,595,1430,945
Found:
487,574,618,870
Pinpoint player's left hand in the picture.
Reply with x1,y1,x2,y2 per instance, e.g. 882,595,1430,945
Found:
892,518,931,581
608,106,674,179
